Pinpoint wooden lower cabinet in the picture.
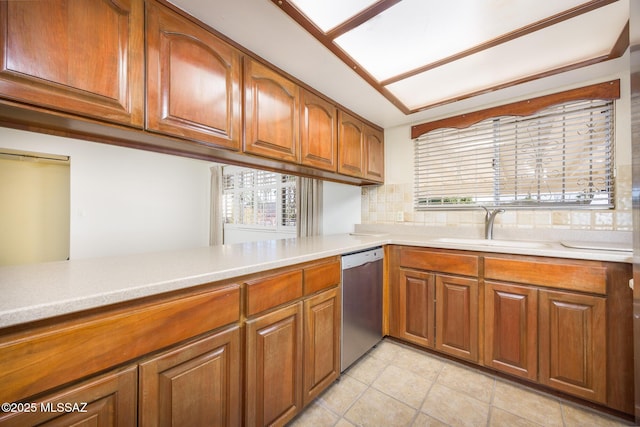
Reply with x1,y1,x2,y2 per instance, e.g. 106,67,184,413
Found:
539,289,607,404
435,275,479,362
303,287,341,405
391,268,478,363
0,365,137,426
484,281,538,380
246,302,304,426
138,325,241,426
394,269,435,348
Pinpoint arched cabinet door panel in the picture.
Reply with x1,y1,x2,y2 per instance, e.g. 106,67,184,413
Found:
364,125,384,182
300,90,337,172
0,0,144,127
244,58,300,163
338,110,364,178
146,1,241,150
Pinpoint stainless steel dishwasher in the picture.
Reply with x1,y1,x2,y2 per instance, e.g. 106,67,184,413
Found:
341,247,383,372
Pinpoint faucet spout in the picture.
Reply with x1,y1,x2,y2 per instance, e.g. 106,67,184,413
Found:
481,207,505,240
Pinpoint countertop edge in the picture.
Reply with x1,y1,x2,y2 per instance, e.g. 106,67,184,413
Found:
0,234,632,329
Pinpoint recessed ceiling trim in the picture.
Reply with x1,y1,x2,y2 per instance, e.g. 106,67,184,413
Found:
325,0,401,39
610,20,631,58
408,51,620,115
401,17,629,114
379,0,618,86
271,0,413,113
273,0,628,116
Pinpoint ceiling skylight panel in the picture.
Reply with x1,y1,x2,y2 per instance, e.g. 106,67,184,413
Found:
334,0,599,82
385,2,627,110
289,0,378,32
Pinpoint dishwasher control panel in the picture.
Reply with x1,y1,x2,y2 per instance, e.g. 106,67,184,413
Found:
341,247,383,270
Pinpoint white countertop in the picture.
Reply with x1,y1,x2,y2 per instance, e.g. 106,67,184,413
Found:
0,233,632,329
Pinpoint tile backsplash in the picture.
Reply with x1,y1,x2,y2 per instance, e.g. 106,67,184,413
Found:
361,165,632,233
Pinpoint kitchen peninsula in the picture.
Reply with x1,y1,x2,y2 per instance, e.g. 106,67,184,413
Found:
0,232,633,425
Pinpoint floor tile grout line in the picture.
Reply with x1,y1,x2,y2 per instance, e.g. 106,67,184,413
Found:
313,373,370,425
289,337,634,426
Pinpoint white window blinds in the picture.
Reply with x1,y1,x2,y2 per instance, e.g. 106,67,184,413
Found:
222,166,297,229
414,99,614,209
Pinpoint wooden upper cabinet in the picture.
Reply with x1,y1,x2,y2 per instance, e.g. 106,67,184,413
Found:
146,1,241,150
300,90,337,172
338,110,364,178
338,111,384,182
244,58,300,163
0,0,144,127
364,125,384,182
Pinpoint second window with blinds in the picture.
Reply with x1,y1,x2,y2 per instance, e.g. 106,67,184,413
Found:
414,98,615,210
222,166,297,244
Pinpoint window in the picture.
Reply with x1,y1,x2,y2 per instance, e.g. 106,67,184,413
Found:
222,166,297,231
414,98,615,210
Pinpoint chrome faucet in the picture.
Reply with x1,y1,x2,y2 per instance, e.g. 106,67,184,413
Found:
481,207,505,240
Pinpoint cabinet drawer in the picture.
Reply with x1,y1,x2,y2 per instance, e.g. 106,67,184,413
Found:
246,270,303,316
0,283,240,404
400,248,478,277
484,256,607,294
304,260,341,295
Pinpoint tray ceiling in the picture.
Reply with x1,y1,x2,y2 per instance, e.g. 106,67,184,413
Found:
272,0,629,115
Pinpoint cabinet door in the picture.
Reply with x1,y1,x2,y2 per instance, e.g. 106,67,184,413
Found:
395,269,435,348
337,110,364,177
303,287,341,405
146,1,241,150
539,290,606,403
139,325,241,427
246,302,303,426
436,274,479,362
485,281,538,380
0,366,137,426
364,125,384,182
300,90,337,172
244,58,300,163
0,0,144,127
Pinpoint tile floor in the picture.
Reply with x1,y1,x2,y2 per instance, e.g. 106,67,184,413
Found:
287,338,634,427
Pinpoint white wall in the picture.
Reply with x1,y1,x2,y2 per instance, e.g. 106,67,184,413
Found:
322,181,361,234
0,127,212,260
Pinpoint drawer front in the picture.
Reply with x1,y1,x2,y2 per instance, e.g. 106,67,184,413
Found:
246,270,303,316
484,256,607,294
400,248,478,277
0,283,240,404
304,260,341,295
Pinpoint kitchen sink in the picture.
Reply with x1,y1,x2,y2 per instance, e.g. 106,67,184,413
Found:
432,237,550,249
